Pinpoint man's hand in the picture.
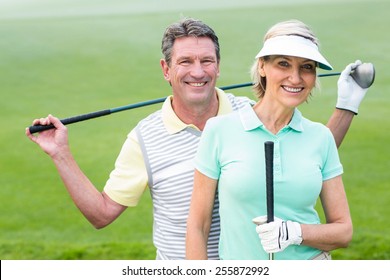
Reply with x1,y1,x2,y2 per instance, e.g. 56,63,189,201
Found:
25,114,69,158
336,60,369,114
252,216,302,253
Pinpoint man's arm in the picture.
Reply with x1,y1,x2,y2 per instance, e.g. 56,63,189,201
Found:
326,109,354,148
26,115,126,228
326,60,370,147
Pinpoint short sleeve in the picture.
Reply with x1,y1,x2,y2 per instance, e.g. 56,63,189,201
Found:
194,118,221,180
322,129,343,181
103,129,148,206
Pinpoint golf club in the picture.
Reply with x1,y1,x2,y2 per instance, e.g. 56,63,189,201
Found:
264,141,275,261
350,62,375,88
28,64,374,134
28,83,251,134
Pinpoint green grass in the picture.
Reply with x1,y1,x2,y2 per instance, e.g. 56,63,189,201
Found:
1,0,389,260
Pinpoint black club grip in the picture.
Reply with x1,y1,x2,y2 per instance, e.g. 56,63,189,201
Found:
264,141,274,223
28,109,111,134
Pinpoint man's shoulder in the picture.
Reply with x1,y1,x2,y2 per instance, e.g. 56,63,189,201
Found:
137,109,163,127
225,93,255,110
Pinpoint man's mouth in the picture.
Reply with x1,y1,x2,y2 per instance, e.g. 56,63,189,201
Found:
187,82,207,87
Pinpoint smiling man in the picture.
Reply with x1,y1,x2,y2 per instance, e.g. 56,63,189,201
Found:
160,36,221,131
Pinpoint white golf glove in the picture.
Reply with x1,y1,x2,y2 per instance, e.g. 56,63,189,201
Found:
252,216,302,253
336,60,368,114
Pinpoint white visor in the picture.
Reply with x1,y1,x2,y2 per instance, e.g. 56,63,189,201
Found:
255,35,333,70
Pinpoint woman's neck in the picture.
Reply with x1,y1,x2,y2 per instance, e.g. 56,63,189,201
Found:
253,99,294,135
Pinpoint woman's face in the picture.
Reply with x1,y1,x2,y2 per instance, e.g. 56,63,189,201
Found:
260,55,317,108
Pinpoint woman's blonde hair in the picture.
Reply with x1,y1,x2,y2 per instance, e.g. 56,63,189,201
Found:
250,20,321,99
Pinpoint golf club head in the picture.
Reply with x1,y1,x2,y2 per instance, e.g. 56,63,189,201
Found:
351,62,375,89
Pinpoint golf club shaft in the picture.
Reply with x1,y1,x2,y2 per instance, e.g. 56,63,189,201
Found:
28,72,341,134
28,98,166,134
264,141,275,261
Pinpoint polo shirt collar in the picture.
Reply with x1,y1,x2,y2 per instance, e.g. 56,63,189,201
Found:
162,88,233,134
240,103,304,132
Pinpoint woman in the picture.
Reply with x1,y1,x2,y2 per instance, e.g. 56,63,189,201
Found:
186,20,353,260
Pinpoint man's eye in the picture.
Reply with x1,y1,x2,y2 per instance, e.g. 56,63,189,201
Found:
202,59,216,64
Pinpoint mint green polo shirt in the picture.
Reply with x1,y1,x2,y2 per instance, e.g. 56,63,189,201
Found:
195,103,343,260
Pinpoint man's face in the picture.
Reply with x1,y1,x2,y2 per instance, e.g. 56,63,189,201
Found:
160,36,220,106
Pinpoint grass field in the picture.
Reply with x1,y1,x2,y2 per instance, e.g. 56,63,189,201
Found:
1,0,389,260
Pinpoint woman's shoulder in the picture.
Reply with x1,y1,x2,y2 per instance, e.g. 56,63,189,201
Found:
205,110,241,130
301,116,333,138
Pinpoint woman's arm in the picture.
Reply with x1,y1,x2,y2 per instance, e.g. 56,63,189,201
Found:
186,169,218,259
301,175,353,251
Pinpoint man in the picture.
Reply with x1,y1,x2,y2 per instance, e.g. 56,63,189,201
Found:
25,18,368,259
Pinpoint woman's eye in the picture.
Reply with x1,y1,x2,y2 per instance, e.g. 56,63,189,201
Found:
302,64,315,70
278,61,289,67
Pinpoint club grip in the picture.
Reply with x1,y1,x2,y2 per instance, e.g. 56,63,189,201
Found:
264,141,274,223
28,109,111,134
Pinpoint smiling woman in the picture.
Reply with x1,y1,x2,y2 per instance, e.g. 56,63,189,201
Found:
186,19,354,260
257,55,317,124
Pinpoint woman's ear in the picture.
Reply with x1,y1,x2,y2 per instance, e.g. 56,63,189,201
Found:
258,59,266,77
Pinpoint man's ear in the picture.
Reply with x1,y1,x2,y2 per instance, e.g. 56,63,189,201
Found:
160,59,170,81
